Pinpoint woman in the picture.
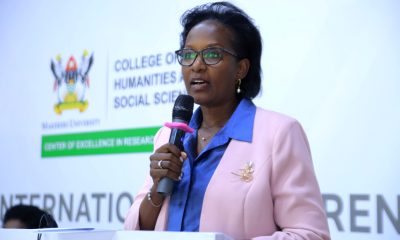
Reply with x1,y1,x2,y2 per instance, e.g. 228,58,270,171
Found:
124,2,330,239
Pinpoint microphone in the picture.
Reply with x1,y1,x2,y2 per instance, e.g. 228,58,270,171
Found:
157,94,194,196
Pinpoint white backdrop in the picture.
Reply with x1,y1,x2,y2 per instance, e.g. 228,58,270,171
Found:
0,0,399,239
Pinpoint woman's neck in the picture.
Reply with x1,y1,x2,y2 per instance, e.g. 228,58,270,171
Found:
200,98,240,129
196,98,240,154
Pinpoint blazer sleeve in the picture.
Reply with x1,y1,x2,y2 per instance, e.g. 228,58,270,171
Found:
123,176,153,230
123,127,171,230
254,120,330,240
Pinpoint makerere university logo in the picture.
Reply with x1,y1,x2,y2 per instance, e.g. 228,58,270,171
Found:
50,50,94,114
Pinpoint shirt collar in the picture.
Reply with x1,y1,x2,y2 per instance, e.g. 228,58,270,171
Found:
188,98,256,143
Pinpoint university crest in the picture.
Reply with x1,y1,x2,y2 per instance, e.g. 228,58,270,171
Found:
50,50,94,114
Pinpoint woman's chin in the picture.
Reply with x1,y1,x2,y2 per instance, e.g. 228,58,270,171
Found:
190,93,209,105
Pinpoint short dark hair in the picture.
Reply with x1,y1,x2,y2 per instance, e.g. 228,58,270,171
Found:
179,1,262,99
3,204,58,229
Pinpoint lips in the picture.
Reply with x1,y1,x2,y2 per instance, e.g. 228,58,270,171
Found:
189,78,209,91
191,79,206,85
190,76,208,84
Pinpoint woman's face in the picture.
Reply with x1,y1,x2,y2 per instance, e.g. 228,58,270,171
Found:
182,20,241,107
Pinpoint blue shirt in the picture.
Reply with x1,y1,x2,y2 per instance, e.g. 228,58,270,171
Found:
167,99,256,231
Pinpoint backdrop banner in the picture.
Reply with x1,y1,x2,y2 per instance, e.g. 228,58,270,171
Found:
0,1,399,239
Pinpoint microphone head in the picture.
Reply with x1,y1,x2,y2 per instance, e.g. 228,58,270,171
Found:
172,95,194,123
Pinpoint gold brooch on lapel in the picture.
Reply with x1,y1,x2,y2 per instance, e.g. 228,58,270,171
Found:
232,161,254,182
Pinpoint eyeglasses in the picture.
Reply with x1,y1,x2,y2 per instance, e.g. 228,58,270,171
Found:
175,47,238,66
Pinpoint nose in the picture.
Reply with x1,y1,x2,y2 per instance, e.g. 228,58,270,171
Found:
191,54,207,72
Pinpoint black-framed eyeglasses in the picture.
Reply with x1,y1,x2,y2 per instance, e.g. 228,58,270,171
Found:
175,47,238,66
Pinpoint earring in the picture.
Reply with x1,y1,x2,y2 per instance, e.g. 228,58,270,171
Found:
236,78,242,94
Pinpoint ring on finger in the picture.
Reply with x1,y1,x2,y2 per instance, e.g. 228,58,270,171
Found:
158,160,164,169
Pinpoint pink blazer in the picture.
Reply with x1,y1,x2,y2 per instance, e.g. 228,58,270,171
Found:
124,107,330,240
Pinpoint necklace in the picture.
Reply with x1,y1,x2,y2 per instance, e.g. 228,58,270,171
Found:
199,123,223,142
198,130,211,142
198,131,215,142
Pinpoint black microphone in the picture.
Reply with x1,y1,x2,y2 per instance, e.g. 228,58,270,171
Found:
157,94,194,196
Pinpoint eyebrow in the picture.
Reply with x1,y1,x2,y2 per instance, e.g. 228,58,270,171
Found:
183,43,223,50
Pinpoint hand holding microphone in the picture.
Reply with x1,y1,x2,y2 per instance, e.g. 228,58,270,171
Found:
149,95,194,197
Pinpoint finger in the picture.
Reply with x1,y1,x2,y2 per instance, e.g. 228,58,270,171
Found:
150,168,181,181
150,160,182,175
155,143,181,158
150,168,167,181
150,152,183,167
180,152,188,162
161,160,183,174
